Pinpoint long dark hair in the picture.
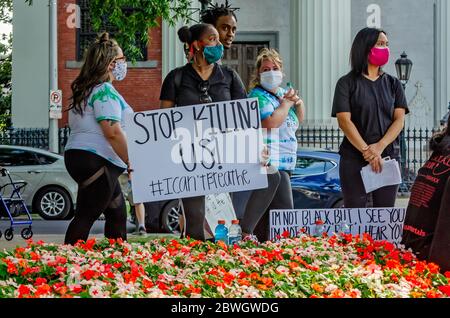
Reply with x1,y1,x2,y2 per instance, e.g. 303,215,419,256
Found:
430,115,450,153
68,32,120,115
178,23,214,61
350,27,386,76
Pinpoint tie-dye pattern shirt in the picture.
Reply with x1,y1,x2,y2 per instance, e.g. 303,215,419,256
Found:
65,82,133,169
249,86,299,171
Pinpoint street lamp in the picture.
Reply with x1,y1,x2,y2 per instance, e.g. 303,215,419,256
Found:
395,52,413,194
395,52,413,90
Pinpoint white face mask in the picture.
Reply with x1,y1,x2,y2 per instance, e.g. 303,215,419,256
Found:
112,61,127,81
260,70,283,91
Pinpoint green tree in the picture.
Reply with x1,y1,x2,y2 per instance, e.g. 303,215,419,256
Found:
0,0,194,130
0,0,13,131
88,0,194,61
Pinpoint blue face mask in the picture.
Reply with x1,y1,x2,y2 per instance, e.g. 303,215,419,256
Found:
203,44,224,64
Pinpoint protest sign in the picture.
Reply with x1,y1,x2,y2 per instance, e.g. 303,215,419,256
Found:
270,208,407,244
125,98,268,203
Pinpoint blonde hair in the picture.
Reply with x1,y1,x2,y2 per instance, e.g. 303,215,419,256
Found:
249,48,284,90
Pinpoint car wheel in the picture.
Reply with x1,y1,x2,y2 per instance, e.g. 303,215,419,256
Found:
160,200,181,234
34,187,71,220
332,199,345,208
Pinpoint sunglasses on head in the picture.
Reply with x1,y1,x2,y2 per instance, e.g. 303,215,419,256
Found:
198,81,213,103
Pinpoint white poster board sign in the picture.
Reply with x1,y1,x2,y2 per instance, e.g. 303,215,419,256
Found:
125,98,268,203
270,208,407,244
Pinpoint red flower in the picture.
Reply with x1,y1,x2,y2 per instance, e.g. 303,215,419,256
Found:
18,285,31,298
70,285,83,294
282,231,290,238
30,252,40,261
426,291,441,298
438,285,450,297
315,219,324,225
444,272,450,279
82,269,98,280
56,266,67,275
142,279,154,290
7,262,18,275
34,284,51,297
55,256,67,265
34,277,47,286
427,263,440,274
401,252,414,263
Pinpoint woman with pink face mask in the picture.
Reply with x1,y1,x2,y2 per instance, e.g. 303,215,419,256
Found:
332,28,410,208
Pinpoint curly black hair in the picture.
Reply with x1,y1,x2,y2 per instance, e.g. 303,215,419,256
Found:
200,0,239,26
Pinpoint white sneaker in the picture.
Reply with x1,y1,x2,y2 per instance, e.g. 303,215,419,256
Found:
136,226,147,236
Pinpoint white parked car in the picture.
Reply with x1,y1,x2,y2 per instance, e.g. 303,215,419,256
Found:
0,145,77,220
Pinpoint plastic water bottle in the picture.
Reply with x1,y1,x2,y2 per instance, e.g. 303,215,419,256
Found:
228,220,242,245
313,220,325,237
214,220,229,244
339,222,352,235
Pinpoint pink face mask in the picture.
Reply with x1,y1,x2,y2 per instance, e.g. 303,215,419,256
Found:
368,47,390,66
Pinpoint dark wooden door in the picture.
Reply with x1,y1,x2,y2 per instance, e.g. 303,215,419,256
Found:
222,42,269,90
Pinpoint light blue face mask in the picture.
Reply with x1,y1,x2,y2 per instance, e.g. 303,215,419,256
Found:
203,44,224,65
112,61,127,81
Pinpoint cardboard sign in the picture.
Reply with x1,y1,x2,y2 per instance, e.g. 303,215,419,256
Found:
125,98,268,203
270,208,407,244
204,193,237,239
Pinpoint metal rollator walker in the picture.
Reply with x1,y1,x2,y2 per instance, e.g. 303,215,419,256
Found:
0,167,33,241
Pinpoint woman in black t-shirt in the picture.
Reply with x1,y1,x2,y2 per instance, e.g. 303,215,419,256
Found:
332,27,409,208
401,117,450,272
160,23,247,241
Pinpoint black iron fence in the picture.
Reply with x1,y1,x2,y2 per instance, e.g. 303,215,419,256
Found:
0,127,71,154
297,127,440,193
0,126,441,192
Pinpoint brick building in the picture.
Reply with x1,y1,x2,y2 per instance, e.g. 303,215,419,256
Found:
12,0,167,128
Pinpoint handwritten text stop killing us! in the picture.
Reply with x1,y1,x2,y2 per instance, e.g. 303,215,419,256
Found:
132,100,260,144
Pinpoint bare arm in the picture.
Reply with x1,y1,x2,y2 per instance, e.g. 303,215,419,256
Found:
363,108,406,161
262,90,296,129
161,100,175,109
295,100,305,124
99,120,129,166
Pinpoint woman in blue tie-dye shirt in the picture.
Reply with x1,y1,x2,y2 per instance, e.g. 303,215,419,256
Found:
246,48,305,241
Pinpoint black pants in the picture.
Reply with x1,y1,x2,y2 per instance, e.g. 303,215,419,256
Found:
340,156,399,208
253,170,294,242
64,150,127,245
182,170,283,241
241,171,281,235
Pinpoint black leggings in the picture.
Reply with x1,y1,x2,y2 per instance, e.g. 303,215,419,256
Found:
241,171,281,235
340,156,399,208
64,150,127,245
253,170,294,242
